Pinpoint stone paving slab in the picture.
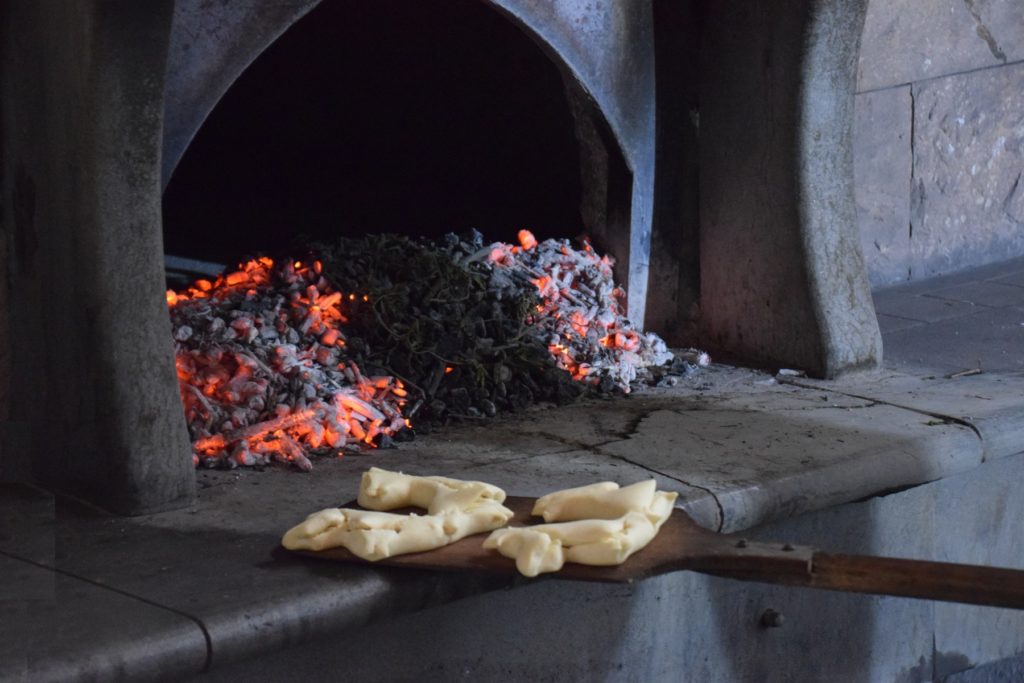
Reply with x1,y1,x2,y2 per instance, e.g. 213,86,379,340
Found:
419,448,724,530
593,384,981,533
994,269,1024,287
6,478,511,674
873,290,985,323
857,0,1024,92
0,553,208,682
876,312,926,334
781,369,1024,463
0,483,55,564
2,362,1019,679
873,256,1024,298
925,280,1024,308
882,307,1024,374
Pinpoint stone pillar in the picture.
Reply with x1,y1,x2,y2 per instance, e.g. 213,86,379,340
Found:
0,1,195,513
699,0,882,377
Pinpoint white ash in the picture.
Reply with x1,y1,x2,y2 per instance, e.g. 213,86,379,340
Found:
478,231,686,392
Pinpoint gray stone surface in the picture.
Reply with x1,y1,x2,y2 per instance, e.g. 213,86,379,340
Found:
0,483,54,565
926,279,1024,307
2,479,511,673
855,2,1024,285
876,313,926,334
783,369,1024,462
878,254,1024,297
874,290,987,322
857,0,1024,92
194,567,929,683
933,453,1024,676
855,86,913,287
194,451,1024,683
945,656,1024,683
1,360,1023,680
0,555,208,682
884,307,1024,374
911,62,1024,279
595,387,980,533
993,268,1024,287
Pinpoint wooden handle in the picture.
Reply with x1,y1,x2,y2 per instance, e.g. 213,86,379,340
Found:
697,550,1024,609
809,553,1024,609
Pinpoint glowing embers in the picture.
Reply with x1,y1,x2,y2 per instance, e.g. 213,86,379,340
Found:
488,231,674,391
168,233,698,470
168,257,407,470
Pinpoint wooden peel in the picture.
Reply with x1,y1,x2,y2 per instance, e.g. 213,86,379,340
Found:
290,496,1024,609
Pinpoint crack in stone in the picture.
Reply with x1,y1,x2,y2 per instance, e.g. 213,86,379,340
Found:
531,431,609,452
590,444,727,533
909,84,919,247
775,400,880,411
532,428,726,531
619,409,655,440
777,378,984,444
963,0,1008,62
1002,171,1022,224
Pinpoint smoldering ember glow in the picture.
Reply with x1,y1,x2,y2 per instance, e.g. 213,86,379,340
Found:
169,257,409,470
167,232,705,470
489,230,675,387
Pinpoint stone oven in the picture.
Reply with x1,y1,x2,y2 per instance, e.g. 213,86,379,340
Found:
0,0,881,515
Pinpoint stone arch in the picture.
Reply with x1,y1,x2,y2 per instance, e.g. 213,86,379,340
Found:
162,0,651,320
0,0,882,514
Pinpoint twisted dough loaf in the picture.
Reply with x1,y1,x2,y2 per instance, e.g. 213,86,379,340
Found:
484,480,678,577
282,467,513,561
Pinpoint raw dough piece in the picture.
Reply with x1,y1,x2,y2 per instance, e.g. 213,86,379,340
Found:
282,508,448,560
282,468,513,560
532,479,676,523
358,467,506,514
484,512,660,577
485,479,678,577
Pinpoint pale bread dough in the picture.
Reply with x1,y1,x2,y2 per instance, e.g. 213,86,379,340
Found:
485,479,678,577
282,508,448,559
532,479,676,523
282,468,513,560
358,467,506,514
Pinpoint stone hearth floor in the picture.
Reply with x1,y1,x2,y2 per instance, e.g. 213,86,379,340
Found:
2,257,1023,681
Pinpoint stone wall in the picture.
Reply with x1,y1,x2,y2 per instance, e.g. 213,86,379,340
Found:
855,0,1024,287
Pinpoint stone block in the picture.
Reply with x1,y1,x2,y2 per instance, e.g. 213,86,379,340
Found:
883,306,1024,374
911,62,1024,279
785,369,1024,462
854,86,912,287
925,280,1024,307
0,559,208,682
933,453,1024,675
872,289,982,322
595,390,981,533
858,0,1024,92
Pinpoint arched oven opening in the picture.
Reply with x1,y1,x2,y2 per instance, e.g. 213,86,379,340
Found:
160,0,656,472
0,0,881,514
162,0,628,274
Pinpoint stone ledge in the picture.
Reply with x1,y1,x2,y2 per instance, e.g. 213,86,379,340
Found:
2,365,1021,679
